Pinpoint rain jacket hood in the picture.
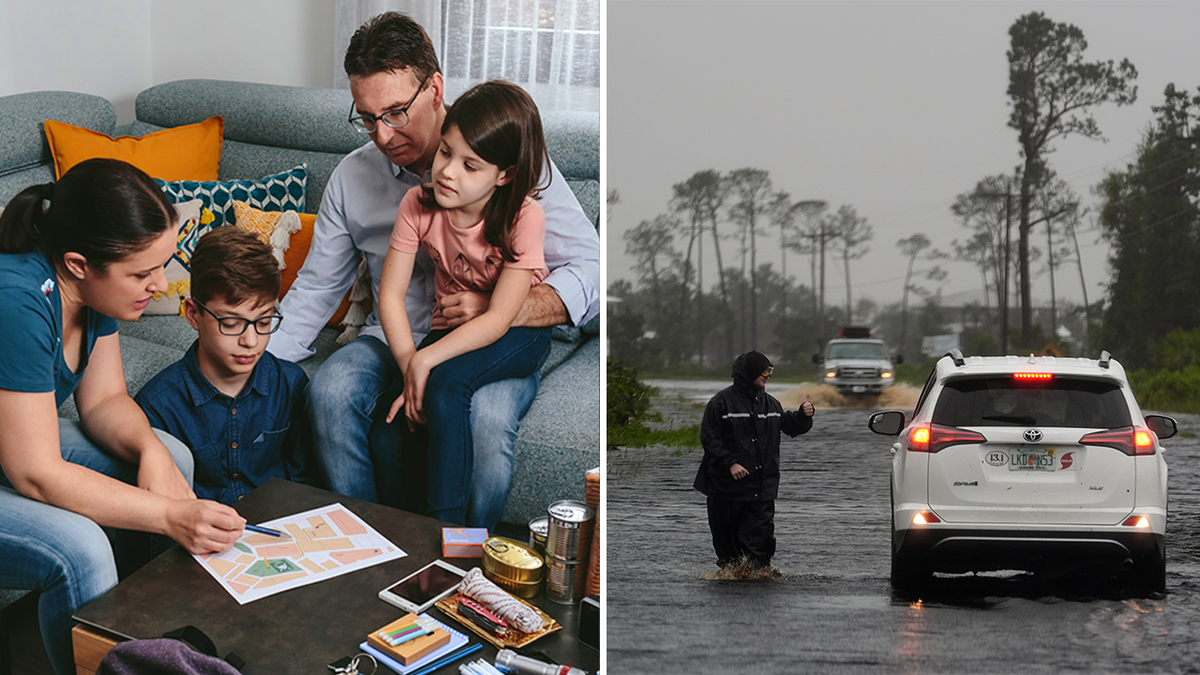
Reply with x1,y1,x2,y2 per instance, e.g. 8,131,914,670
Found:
732,351,772,390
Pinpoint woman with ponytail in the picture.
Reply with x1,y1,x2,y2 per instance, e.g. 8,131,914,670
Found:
0,158,246,675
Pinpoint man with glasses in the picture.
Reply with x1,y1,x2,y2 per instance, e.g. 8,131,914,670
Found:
136,226,315,505
267,12,599,529
694,351,816,573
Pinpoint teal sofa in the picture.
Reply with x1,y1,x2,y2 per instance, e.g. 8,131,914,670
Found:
0,80,600,526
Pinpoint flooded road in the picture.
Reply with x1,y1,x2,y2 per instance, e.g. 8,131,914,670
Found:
607,381,1200,673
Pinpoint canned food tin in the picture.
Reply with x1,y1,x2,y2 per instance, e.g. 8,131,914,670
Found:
528,516,549,556
482,568,542,599
481,537,543,584
546,500,594,562
544,554,588,605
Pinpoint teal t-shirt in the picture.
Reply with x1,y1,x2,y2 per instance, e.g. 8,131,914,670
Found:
0,250,119,408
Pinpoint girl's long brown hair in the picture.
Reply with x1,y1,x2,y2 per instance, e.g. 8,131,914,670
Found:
420,80,548,262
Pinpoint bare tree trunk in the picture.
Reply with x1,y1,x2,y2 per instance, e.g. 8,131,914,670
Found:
1070,219,1089,348
1046,220,1057,334
1019,159,1036,346
750,221,758,347
843,249,852,323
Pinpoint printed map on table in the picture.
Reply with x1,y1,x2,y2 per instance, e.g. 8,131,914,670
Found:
194,503,406,604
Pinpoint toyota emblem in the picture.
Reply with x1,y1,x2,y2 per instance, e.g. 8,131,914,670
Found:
1023,429,1043,443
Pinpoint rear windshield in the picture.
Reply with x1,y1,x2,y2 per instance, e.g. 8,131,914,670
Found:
827,342,890,360
932,376,1131,429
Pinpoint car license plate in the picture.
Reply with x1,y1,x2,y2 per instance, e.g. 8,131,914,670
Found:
852,385,866,393
1009,449,1056,471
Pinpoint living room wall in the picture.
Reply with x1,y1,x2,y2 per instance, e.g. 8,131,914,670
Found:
1,0,336,124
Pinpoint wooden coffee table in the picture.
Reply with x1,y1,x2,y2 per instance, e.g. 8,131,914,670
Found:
72,479,598,674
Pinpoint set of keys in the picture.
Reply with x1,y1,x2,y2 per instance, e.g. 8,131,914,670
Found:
328,652,378,675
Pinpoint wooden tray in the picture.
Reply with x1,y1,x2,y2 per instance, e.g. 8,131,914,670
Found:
435,592,560,649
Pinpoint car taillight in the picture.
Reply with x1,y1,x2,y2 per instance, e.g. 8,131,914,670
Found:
1122,515,1150,528
1013,373,1053,381
907,424,987,453
1079,426,1156,456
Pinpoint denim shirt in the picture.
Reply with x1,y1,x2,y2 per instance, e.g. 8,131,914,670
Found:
135,341,313,504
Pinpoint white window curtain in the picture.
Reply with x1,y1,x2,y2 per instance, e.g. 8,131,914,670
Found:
334,0,599,113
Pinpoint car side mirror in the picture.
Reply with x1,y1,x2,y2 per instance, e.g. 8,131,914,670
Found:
1146,414,1178,441
893,353,904,364
868,410,906,436
811,353,821,365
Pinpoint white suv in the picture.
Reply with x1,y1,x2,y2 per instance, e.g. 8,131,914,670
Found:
868,350,1176,593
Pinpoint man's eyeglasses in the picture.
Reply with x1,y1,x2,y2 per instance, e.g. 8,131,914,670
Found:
761,366,774,378
194,299,283,336
348,74,430,133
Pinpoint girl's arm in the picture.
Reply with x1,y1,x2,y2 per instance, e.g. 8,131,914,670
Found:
0,386,244,554
74,333,193,500
378,245,419,422
405,265,535,424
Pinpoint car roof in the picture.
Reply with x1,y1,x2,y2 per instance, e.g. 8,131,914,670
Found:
934,353,1128,383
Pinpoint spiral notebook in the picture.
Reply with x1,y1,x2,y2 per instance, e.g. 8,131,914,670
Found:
359,614,475,674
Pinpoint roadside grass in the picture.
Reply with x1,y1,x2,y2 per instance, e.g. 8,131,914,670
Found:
609,424,701,450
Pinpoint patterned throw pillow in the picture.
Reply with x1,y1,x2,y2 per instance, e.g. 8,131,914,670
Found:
155,165,306,229
232,203,358,329
230,200,302,270
144,199,215,315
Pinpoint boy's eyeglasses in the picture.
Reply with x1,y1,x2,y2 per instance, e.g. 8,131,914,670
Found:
761,366,774,378
348,74,430,133
193,299,283,336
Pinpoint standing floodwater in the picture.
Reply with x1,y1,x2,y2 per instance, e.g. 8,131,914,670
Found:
608,380,1200,673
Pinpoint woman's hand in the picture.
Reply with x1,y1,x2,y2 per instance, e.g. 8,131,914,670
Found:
403,352,434,430
137,446,196,501
164,499,246,555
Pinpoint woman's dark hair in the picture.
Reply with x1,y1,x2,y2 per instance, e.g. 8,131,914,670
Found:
419,80,549,262
0,158,176,271
344,11,441,83
190,225,281,306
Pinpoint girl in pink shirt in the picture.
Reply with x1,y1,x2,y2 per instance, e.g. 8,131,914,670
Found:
377,80,552,525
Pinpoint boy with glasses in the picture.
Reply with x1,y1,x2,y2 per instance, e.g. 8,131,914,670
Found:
694,351,815,573
136,226,315,505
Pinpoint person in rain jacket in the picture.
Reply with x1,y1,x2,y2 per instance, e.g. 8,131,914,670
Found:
694,350,815,569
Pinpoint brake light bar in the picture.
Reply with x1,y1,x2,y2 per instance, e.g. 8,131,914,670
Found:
908,424,987,453
1013,373,1053,381
1079,426,1156,456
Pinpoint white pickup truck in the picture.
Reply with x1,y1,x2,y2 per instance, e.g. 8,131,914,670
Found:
813,330,902,396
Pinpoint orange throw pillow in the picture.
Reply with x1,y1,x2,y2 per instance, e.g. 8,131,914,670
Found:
284,213,353,327
43,116,223,180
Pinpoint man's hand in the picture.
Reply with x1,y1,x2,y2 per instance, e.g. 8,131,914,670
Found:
800,394,815,417
439,291,491,328
729,463,749,480
442,285,570,329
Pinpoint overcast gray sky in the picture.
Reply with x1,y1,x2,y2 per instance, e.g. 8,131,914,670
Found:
606,0,1200,311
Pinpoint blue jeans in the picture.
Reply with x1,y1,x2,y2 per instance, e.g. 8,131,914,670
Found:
310,335,541,528
0,421,192,675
